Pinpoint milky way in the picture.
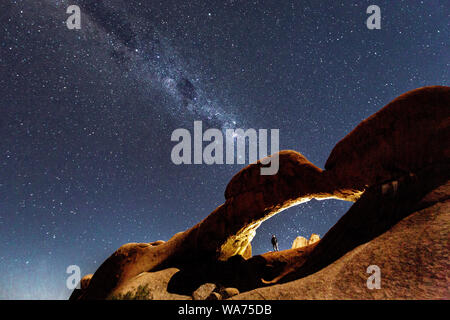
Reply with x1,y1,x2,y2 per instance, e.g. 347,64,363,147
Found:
74,0,243,130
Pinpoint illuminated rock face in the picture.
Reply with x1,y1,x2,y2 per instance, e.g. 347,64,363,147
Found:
75,86,450,300
308,234,320,245
80,274,93,290
292,236,308,249
209,150,356,261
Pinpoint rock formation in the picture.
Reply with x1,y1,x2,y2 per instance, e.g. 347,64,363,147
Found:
308,234,320,245
80,274,93,290
71,86,450,300
192,283,216,300
292,234,320,249
232,166,450,299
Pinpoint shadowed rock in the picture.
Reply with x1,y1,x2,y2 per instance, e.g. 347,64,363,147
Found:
292,236,308,249
325,86,450,190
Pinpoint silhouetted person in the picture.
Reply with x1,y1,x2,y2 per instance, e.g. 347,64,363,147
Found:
271,234,279,252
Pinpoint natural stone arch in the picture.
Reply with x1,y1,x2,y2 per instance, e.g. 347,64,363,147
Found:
207,150,361,260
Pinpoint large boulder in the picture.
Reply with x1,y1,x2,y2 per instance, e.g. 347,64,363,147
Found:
324,86,450,190
108,268,191,300
292,236,308,249
308,234,320,245
79,234,191,299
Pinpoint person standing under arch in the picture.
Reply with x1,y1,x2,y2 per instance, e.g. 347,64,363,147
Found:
271,234,279,252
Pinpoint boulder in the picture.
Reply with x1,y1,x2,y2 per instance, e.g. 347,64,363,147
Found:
192,283,216,300
308,234,320,245
149,240,165,246
80,274,93,290
68,274,93,300
292,234,320,249
206,292,222,300
231,165,450,299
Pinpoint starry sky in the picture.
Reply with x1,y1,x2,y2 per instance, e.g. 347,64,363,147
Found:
0,0,448,299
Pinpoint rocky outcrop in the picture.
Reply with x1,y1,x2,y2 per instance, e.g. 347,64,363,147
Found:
206,292,221,300
203,150,358,262
220,287,240,299
308,234,320,245
292,234,320,249
232,168,450,299
73,86,450,300
292,236,308,249
242,243,252,259
80,274,93,290
192,283,216,300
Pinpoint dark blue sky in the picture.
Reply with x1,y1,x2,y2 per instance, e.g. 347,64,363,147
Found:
0,0,448,299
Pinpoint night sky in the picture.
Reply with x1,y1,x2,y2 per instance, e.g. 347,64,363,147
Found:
0,0,448,299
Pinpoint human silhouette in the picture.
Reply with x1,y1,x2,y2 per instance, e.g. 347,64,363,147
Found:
271,234,279,252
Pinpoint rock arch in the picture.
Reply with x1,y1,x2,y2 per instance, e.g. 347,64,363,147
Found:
79,86,449,299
